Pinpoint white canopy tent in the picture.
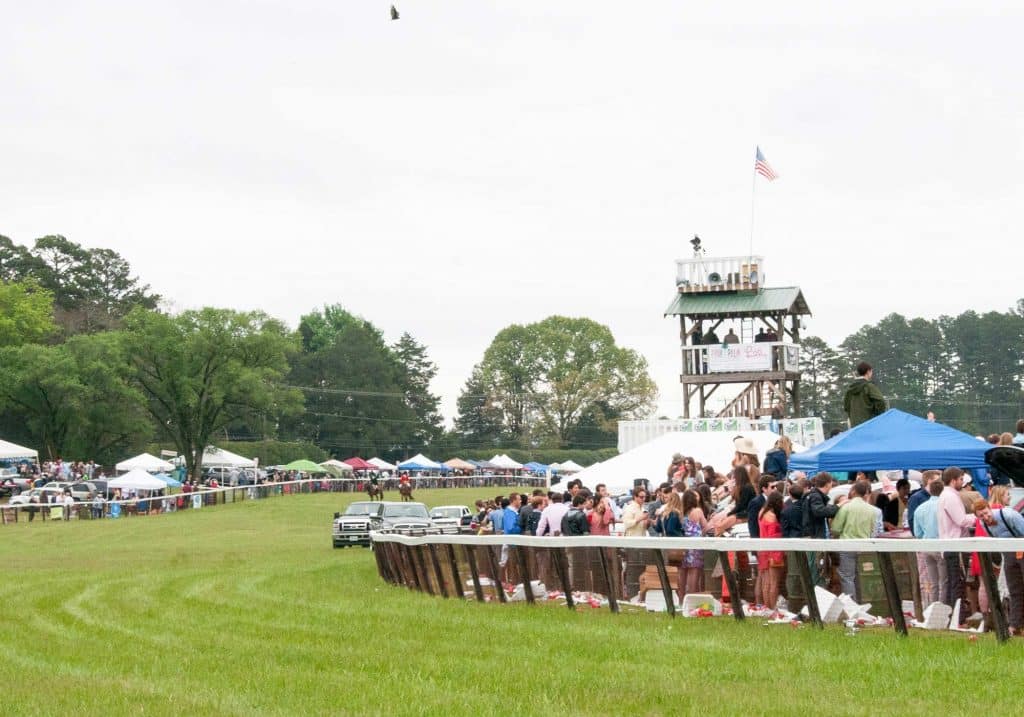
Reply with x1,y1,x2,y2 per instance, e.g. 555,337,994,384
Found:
116,452,174,473
0,439,38,461
197,446,257,469
554,459,585,473
572,430,804,495
108,469,168,491
488,454,524,470
368,457,396,471
320,459,354,472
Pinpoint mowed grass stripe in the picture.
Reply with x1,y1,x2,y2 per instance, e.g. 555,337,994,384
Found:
1,489,1021,716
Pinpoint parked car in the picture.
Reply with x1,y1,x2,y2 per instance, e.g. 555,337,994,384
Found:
85,480,111,499
13,475,37,490
1,469,39,490
203,466,251,486
429,505,472,532
40,482,78,499
332,501,384,548
8,485,67,505
376,501,459,537
67,481,109,501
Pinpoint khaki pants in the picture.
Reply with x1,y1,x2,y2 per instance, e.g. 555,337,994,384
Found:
920,552,946,606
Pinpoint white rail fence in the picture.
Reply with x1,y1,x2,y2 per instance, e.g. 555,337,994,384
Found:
370,532,1024,643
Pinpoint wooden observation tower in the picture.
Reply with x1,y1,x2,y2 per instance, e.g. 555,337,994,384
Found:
664,240,811,419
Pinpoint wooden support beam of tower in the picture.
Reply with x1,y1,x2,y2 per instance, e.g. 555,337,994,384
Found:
666,266,811,421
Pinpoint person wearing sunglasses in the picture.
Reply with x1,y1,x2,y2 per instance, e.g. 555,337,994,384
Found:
622,487,652,599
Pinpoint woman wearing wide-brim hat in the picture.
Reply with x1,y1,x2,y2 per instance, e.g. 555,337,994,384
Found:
731,435,761,470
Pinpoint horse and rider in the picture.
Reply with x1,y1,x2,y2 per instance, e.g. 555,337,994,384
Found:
365,473,384,500
398,472,413,502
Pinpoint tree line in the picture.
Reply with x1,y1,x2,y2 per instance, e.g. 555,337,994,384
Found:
800,304,1024,436
6,234,1015,472
0,235,653,474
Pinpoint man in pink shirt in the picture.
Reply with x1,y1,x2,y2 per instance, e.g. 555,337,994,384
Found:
937,466,975,608
535,493,569,537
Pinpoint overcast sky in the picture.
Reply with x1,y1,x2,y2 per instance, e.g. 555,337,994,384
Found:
3,1,1022,423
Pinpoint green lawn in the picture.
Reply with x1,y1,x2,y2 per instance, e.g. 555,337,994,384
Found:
1,489,1021,716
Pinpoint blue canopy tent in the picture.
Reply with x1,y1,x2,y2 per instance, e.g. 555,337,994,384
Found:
397,455,451,473
523,461,549,473
789,409,990,474
153,473,183,488
397,462,442,472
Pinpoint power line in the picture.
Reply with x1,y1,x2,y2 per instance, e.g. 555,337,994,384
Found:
280,383,492,400
281,384,408,398
301,411,424,424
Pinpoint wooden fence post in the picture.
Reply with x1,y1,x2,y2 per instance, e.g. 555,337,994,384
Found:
597,547,619,614
445,544,465,600
979,552,1011,643
515,546,535,604
791,551,821,629
718,551,743,621
551,548,575,610
415,545,435,595
404,544,423,592
876,552,908,637
484,545,508,603
652,550,676,618
428,544,449,599
464,546,486,603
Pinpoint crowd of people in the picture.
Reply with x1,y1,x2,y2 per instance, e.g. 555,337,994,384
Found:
0,461,369,523
469,413,1024,635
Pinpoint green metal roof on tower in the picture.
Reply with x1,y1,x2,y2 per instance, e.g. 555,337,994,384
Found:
664,287,811,319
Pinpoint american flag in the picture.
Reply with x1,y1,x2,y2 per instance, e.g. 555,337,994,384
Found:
755,146,778,181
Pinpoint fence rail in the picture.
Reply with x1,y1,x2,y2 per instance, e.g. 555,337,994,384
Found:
370,533,1024,643
0,475,544,526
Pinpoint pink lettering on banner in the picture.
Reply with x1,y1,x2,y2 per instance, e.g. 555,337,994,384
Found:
706,344,772,373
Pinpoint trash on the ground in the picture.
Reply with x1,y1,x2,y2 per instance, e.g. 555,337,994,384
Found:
509,580,547,601
682,593,722,617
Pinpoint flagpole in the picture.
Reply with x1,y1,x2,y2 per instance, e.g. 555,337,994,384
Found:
748,147,757,283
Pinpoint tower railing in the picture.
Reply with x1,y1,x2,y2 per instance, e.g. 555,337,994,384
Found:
676,255,765,292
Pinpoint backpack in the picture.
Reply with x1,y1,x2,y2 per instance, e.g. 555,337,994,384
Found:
526,508,543,535
802,489,828,537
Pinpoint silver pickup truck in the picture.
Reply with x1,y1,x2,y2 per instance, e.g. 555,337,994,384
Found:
332,501,460,548
332,501,384,548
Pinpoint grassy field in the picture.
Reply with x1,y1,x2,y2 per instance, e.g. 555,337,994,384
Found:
1,488,1021,716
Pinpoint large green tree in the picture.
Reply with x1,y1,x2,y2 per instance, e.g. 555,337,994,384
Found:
454,365,506,448
284,305,425,459
815,302,1024,435
798,336,844,429
0,280,56,347
477,324,542,442
530,316,657,446
123,308,301,480
0,235,35,281
0,234,159,334
468,316,657,448
937,309,1024,433
0,332,152,462
392,332,444,446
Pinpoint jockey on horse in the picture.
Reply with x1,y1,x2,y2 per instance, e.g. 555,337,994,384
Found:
365,472,383,500
398,472,413,502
